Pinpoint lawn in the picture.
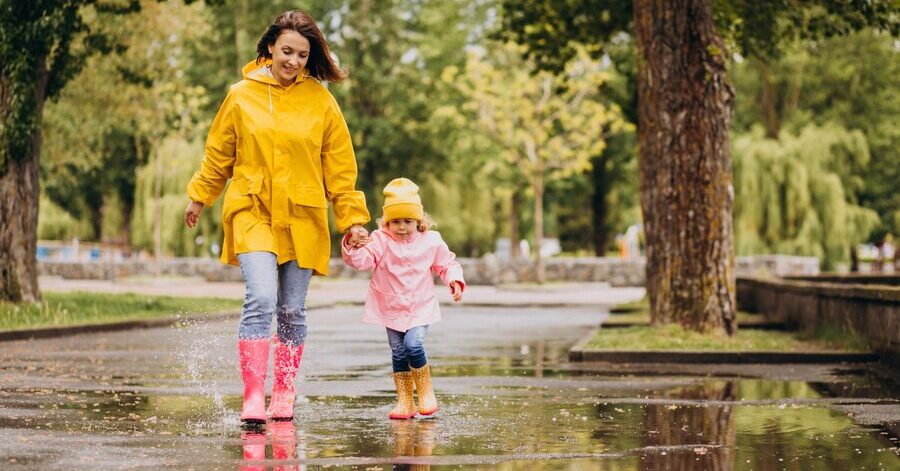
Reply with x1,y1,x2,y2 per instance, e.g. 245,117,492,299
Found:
585,324,870,352
0,292,242,331
604,310,764,326
607,297,764,325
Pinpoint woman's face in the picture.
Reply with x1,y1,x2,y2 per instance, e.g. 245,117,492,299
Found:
268,30,310,86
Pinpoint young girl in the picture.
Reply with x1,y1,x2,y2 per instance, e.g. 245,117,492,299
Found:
342,178,465,419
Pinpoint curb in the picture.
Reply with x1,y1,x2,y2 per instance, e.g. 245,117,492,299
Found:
569,327,599,356
447,302,604,309
0,311,239,342
568,327,879,364
570,349,879,363
600,321,788,330
0,300,339,342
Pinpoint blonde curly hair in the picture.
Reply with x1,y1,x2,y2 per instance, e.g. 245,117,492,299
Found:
377,212,436,233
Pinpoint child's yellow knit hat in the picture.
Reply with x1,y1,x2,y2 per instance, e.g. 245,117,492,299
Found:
382,177,424,222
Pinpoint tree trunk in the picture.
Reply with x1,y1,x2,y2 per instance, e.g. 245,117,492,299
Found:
0,68,48,303
754,59,779,139
590,153,611,256
533,171,545,283
152,142,163,276
509,189,521,259
633,0,737,335
233,0,248,77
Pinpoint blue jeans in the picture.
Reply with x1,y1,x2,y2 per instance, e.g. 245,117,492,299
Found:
237,251,312,345
386,325,429,372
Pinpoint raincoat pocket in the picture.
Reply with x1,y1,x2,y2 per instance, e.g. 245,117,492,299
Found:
234,174,263,195
288,193,328,229
290,187,328,208
371,287,407,320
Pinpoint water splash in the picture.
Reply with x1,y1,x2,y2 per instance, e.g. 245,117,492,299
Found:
172,312,236,428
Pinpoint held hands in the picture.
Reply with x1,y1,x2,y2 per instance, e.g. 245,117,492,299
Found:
450,281,463,303
184,200,204,228
347,224,371,248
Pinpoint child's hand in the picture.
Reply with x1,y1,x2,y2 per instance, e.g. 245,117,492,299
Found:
449,281,463,303
352,235,372,248
346,225,370,248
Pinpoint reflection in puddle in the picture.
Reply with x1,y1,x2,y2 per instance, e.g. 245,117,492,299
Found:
239,421,303,471
390,420,437,470
641,382,736,470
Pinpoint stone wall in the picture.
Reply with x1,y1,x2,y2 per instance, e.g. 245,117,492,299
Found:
735,255,820,277
737,276,900,365
784,274,900,286
40,254,818,286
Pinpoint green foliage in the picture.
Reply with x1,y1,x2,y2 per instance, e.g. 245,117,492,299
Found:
314,0,498,254
549,36,640,255
711,0,899,60
37,196,94,241
39,0,213,251
319,0,488,205
0,0,98,172
130,137,223,257
494,0,630,72
443,41,628,265
450,41,626,189
732,29,900,239
40,56,144,242
497,1,898,70
733,124,879,269
499,0,898,262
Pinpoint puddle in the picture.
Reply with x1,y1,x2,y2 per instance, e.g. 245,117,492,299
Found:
0,305,897,469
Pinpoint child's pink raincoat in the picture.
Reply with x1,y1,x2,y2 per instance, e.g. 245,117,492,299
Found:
341,229,465,332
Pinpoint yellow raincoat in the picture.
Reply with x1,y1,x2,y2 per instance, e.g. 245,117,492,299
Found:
187,60,370,275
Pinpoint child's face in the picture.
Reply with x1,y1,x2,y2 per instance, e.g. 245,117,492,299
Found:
386,218,418,240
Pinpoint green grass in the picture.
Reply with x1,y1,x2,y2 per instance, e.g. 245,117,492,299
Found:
585,323,869,352
604,310,763,326
0,292,243,331
609,297,649,313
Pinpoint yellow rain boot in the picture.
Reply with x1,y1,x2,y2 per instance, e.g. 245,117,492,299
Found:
411,364,438,416
389,371,417,420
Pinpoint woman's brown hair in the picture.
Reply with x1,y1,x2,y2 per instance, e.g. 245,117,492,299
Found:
256,10,346,83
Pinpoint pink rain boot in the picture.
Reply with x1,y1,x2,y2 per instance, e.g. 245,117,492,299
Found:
267,337,304,420
239,338,270,425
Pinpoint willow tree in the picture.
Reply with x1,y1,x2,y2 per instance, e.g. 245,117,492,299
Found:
449,43,627,282
734,124,879,270
499,0,897,335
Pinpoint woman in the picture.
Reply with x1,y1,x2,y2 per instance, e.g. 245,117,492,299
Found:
184,10,370,426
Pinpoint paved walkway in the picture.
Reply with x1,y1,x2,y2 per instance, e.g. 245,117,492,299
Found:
38,275,643,308
0,279,896,469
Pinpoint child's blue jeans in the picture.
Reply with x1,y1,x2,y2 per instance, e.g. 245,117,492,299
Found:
386,325,429,372
237,251,312,345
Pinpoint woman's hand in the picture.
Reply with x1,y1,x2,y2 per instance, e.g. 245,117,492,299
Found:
184,200,204,228
450,281,463,303
347,224,370,248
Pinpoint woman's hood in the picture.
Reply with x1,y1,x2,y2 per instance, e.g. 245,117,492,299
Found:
241,59,309,85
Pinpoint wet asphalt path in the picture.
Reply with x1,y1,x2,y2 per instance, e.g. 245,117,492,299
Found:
1,298,898,469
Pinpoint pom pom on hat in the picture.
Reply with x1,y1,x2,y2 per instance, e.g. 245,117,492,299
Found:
382,177,424,222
